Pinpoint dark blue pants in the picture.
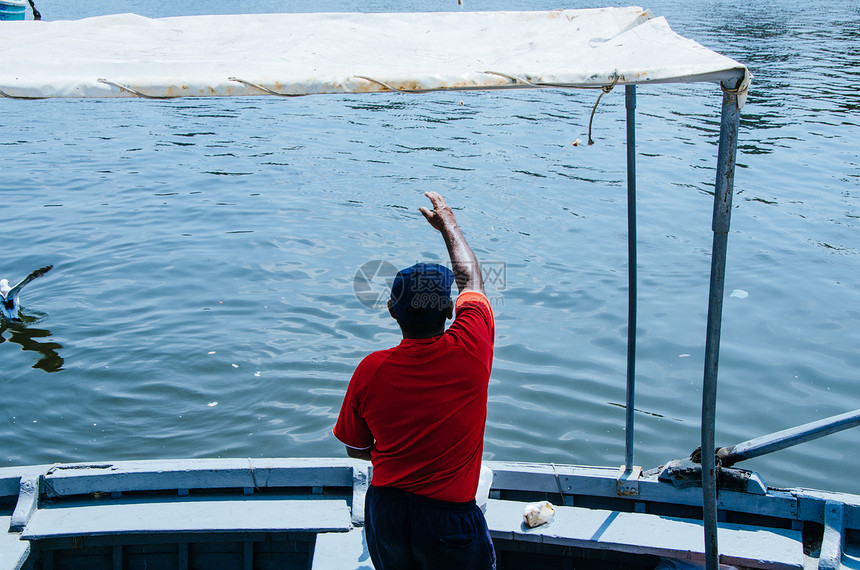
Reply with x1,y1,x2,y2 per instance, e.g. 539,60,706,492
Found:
364,485,496,570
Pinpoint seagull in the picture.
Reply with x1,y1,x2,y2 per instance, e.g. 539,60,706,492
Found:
0,265,53,321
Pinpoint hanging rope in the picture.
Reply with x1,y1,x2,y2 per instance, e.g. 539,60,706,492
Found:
587,74,619,145
482,71,539,88
353,75,433,94
97,79,178,99
482,71,622,145
229,77,307,97
27,0,40,20
720,81,747,97
0,89,48,100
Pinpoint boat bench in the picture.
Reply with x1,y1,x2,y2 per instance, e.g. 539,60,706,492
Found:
485,499,805,570
278,498,808,570
20,497,351,540
1,516,30,570
11,496,809,570
312,528,375,570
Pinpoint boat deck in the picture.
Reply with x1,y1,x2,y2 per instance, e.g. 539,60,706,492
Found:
1,458,857,570
0,516,29,570
486,498,803,569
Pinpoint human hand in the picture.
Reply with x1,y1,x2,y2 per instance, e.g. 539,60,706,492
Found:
419,191,458,232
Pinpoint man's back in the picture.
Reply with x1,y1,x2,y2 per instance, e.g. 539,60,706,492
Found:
336,292,493,502
334,192,497,569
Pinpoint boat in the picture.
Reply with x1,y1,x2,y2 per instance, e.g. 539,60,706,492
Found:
1,7,858,570
0,0,26,21
2,451,858,569
0,0,36,20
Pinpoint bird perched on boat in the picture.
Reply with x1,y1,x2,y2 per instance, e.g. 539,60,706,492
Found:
0,265,53,321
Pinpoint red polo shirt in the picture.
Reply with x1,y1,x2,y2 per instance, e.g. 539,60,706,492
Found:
333,291,494,503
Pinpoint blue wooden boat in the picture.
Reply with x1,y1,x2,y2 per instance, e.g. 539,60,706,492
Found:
1,456,858,569
1,8,857,570
0,0,26,21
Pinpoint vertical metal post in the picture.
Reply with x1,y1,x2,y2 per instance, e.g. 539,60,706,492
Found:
624,84,637,472
702,83,742,570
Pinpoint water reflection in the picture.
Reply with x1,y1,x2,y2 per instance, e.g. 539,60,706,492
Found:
0,317,64,373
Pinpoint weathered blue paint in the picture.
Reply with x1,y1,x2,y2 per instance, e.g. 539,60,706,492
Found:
0,516,30,570
21,498,352,540
820,501,845,570
485,498,804,567
702,84,742,570
9,476,38,532
312,529,374,570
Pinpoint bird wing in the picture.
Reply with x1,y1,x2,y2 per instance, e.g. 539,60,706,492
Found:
7,265,53,299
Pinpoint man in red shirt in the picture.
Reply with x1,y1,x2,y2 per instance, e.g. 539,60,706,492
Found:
334,191,496,569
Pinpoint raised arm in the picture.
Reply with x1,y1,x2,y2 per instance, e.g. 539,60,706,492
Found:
419,192,484,296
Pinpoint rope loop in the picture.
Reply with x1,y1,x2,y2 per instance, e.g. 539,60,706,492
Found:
720,81,748,98
587,73,620,145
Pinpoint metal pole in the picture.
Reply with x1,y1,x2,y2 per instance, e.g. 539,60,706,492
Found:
719,408,860,467
702,84,741,570
624,84,638,472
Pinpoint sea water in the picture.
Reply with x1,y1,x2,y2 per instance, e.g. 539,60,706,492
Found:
1,0,858,495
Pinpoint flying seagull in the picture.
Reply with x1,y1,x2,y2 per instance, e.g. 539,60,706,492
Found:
0,265,53,321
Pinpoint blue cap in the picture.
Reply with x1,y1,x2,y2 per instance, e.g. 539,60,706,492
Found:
390,263,455,325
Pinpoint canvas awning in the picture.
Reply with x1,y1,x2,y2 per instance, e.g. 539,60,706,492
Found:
0,7,749,103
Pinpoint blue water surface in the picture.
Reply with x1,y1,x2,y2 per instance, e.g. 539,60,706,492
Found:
1,0,858,494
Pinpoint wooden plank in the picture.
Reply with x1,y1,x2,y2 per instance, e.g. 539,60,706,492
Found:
178,542,188,570
0,466,49,500
5,460,827,528
9,476,39,532
243,541,252,570
796,488,860,530
819,501,844,570
0,476,21,501
486,462,799,520
311,529,374,570
112,545,122,570
0,517,30,570
42,459,356,497
485,499,804,570
21,498,350,540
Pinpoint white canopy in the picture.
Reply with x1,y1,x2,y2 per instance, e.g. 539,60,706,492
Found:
0,7,749,102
